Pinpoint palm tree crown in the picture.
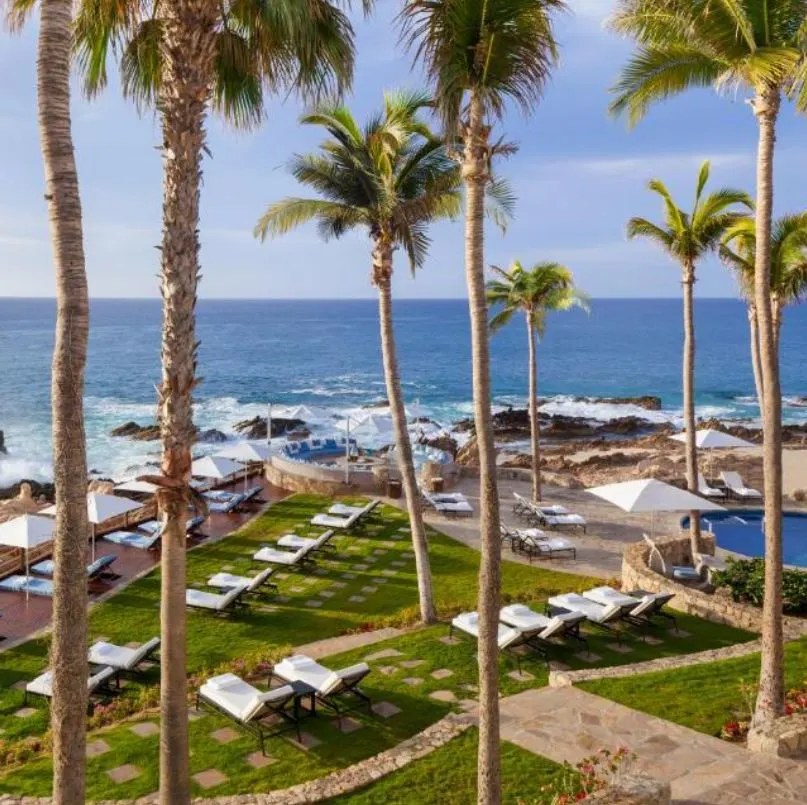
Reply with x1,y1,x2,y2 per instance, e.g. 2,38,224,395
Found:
5,0,361,128
398,0,567,136
486,260,588,334
608,0,807,126
254,90,462,276
627,161,752,270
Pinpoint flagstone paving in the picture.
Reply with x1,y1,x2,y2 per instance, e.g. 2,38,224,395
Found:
496,686,807,804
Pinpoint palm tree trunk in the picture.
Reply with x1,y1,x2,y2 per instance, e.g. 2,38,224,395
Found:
682,264,701,556
526,316,541,502
37,0,91,801
463,92,502,805
373,240,436,624
157,1,218,801
748,303,765,418
751,85,784,728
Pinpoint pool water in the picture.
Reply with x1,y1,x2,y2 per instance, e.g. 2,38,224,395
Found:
689,510,807,568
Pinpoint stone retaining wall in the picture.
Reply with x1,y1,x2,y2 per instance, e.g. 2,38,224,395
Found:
748,714,807,758
0,714,473,805
265,456,380,496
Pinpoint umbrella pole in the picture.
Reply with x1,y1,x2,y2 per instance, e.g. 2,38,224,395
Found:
345,418,350,485
92,523,96,563
25,549,29,602
267,403,272,449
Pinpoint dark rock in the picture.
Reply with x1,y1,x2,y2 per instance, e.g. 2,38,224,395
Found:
233,416,304,439
198,428,228,444
110,421,161,441
455,436,479,467
0,430,5,455
594,395,662,411
420,433,459,458
363,399,389,409
0,479,55,502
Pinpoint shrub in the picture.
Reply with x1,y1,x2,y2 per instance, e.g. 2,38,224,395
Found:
720,679,807,741
534,747,636,803
712,557,807,614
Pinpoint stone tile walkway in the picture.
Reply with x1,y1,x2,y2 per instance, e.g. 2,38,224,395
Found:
495,686,807,804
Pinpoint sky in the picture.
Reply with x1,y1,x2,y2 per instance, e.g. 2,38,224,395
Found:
2,1,807,299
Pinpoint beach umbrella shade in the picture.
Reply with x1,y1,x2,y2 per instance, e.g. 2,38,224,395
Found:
114,480,159,496
0,515,55,599
404,401,429,420
276,404,331,423
587,478,725,538
215,442,271,489
191,455,244,480
669,429,756,476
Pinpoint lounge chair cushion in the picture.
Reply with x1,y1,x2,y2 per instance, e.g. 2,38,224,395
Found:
200,673,294,722
253,545,308,565
311,513,358,529
0,576,54,597
27,666,114,698
583,586,641,609
548,593,621,624
329,503,365,517
672,566,702,581
186,585,245,611
451,612,523,650
88,637,160,670
277,534,316,550
103,530,159,550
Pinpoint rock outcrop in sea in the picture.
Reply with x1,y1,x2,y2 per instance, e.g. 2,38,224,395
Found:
233,416,305,439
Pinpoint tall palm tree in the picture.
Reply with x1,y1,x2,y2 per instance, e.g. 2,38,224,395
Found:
399,1,566,800
626,162,751,557
486,261,588,502
10,0,93,799
255,91,462,624
721,213,807,411
66,2,358,801
608,0,807,729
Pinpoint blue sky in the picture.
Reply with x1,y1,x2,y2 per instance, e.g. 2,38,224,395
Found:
2,0,807,299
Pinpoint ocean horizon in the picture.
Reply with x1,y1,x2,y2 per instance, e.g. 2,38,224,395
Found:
2,296,806,487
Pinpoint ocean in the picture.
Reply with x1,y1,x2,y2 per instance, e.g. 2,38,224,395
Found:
1,297,806,486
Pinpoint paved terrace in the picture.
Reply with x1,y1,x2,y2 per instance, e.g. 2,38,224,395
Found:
0,477,288,644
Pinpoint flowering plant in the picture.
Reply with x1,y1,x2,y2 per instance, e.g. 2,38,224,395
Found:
534,747,636,803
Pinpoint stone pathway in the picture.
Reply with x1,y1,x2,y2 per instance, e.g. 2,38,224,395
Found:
495,686,807,804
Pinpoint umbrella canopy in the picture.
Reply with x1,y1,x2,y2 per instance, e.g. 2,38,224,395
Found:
114,480,159,495
277,404,331,423
191,455,243,479
41,493,142,523
0,514,54,550
587,478,726,513
669,429,755,449
404,401,429,419
215,441,271,463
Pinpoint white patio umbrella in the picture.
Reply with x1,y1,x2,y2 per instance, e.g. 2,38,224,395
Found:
277,404,331,423
404,400,428,420
114,479,159,496
41,493,143,560
669,429,756,476
215,442,271,489
191,455,243,481
0,514,55,599
587,478,726,537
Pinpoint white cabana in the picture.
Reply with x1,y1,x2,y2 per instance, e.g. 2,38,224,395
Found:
114,480,159,496
0,515,54,599
587,478,725,537
191,455,244,481
277,404,331,423
216,441,271,463
42,493,143,560
669,429,756,450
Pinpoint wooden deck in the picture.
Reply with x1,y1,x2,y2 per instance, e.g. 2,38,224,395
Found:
0,477,289,643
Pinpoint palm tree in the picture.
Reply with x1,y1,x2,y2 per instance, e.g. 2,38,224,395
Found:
486,261,588,502
399,1,566,800
65,2,358,801
608,0,807,730
626,162,751,557
255,91,462,624
19,0,92,800
721,213,807,411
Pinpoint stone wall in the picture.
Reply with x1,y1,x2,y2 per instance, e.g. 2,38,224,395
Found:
266,456,380,496
747,714,807,758
588,773,671,805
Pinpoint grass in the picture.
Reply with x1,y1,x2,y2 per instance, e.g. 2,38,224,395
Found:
326,728,570,804
580,635,807,738
0,493,757,798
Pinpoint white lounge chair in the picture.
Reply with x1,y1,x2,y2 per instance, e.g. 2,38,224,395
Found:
272,654,372,723
103,530,161,551
422,490,473,516
88,637,160,678
547,592,628,634
499,603,588,650
197,672,300,752
207,567,277,595
311,499,380,530
0,576,54,597
512,491,569,517
698,473,725,499
31,554,118,581
720,471,762,501
582,586,678,629
25,666,115,711
531,505,587,532
253,541,316,568
276,529,335,553
186,584,249,613
510,529,577,561
449,611,546,665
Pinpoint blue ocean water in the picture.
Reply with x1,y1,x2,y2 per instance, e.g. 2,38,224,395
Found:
1,297,806,484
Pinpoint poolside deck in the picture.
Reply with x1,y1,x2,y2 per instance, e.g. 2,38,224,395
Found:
0,477,289,644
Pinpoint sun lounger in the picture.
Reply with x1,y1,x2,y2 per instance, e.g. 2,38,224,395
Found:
512,491,569,517
208,567,277,594
720,471,762,501
583,586,677,629
103,530,161,551
253,541,317,568
531,506,587,532
505,526,576,561
25,666,115,711
207,493,248,514
88,637,160,679
329,503,365,517
277,529,335,553
272,654,372,724
0,576,54,597
449,610,549,665
31,554,118,581
186,584,249,613
197,672,300,752
547,592,629,634
421,490,473,516
500,603,588,649
311,499,379,530
697,473,725,499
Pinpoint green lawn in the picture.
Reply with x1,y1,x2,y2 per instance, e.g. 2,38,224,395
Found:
0,493,757,798
327,729,570,804
580,636,807,737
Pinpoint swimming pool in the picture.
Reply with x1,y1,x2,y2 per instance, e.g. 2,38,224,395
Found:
684,510,807,568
